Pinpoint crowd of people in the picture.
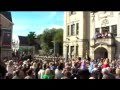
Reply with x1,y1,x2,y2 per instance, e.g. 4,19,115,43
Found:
0,57,120,79
95,32,113,39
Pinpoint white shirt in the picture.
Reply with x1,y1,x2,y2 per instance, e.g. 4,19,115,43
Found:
6,65,14,74
38,69,45,79
55,69,62,79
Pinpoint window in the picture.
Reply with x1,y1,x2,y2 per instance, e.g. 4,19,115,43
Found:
71,24,75,35
71,46,74,54
67,46,69,53
95,28,100,33
102,26,109,34
76,23,79,35
76,46,78,56
67,25,70,36
70,11,76,15
111,25,117,36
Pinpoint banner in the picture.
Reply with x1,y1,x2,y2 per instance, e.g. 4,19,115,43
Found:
2,29,12,48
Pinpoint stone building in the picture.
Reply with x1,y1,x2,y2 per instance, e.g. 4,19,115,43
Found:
0,11,13,60
63,11,120,61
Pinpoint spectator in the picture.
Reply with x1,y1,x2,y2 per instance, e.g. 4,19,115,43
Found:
42,68,52,79
6,60,15,75
38,64,45,79
12,70,20,79
55,66,63,79
25,69,34,79
115,68,120,79
61,71,71,79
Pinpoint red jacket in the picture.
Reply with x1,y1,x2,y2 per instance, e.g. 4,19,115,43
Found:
102,64,110,68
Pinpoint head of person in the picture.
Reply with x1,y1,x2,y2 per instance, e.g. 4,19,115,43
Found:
116,68,120,76
64,71,71,79
37,63,42,69
26,69,33,76
66,66,71,72
45,69,50,75
102,68,109,75
78,57,81,61
6,73,13,79
13,70,20,76
18,61,23,66
49,62,53,66
8,60,13,66
91,70,99,79
77,69,90,79
22,64,27,68
104,58,109,64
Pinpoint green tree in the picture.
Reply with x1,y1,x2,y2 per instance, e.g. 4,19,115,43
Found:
54,29,63,43
37,28,63,55
54,29,63,55
27,32,36,45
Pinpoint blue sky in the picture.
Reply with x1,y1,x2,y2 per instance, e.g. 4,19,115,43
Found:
11,11,64,39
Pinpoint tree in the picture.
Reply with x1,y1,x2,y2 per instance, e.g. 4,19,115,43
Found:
37,28,63,56
27,32,36,45
54,29,63,43
54,29,63,55
41,43,49,55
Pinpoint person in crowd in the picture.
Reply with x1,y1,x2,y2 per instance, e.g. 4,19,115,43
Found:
115,68,120,79
61,71,71,79
6,73,13,79
42,68,52,79
18,66,25,79
12,70,20,79
22,64,28,76
102,58,110,69
6,60,15,75
102,68,115,79
34,63,41,79
0,61,7,79
55,65,63,79
24,69,34,79
38,64,45,79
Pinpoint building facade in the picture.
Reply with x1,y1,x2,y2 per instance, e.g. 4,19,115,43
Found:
0,12,13,60
63,11,90,60
63,11,120,61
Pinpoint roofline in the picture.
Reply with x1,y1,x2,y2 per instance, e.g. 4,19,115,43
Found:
0,14,14,25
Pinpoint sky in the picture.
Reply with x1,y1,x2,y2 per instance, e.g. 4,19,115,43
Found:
11,11,64,40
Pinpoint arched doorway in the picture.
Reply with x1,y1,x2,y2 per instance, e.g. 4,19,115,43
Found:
94,47,108,59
